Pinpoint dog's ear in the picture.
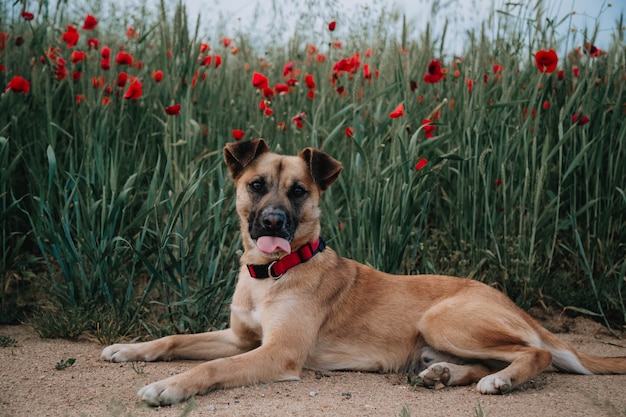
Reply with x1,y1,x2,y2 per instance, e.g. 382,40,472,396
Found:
298,147,343,191
224,138,270,180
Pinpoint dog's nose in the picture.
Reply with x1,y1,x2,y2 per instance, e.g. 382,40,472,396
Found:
262,211,286,231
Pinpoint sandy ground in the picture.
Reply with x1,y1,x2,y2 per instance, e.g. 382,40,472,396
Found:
1,315,626,417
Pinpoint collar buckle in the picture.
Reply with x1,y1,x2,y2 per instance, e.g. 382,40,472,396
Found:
267,260,283,279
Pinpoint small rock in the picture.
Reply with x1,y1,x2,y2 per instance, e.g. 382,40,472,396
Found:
309,391,318,397
205,405,216,411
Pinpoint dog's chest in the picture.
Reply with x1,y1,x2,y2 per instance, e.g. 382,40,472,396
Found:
230,280,269,335
231,305,263,330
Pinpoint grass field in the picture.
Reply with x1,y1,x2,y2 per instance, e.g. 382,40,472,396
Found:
1,0,624,341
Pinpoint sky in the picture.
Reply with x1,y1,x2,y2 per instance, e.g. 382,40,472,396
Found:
182,0,624,54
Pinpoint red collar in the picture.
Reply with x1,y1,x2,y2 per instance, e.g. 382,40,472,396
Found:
247,238,325,279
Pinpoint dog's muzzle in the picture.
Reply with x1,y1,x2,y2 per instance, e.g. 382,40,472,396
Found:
250,206,295,241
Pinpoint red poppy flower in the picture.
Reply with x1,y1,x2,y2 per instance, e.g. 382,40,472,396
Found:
585,42,604,58
389,103,405,119
201,56,212,66
61,25,79,48
332,53,361,80
214,55,222,68
345,127,355,138
415,158,428,171
362,64,373,81
91,76,105,89
55,65,68,80
274,83,289,95
422,118,436,139
542,101,550,110
572,114,589,126
87,38,99,50
423,59,444,83
465,78,473,93
231,129,244,140
557,69,565,80
165,104,181,116
252,72,269,89
259,99,274,116
494,178,502,186
292,112,306,129
115,51,133,66
222,37,232,47
70,50,85,63
200,43,210,53
21,11,35,21
72,71,82,82
124,79,142,100
117,72,129,87
283,61,295,77
328,21,336,31
305,73,316,89
0,64,5,72
151,70,163,82
5,76,30,93
101,46,110,59
83,14,98,30
0,32,9,53
262,86,274,98
100,58,110,70
409,80,418,92
126,27,139,39
534,49,558,74
572,65,579,77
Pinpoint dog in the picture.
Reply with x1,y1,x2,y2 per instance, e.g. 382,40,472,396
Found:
102,138,626,406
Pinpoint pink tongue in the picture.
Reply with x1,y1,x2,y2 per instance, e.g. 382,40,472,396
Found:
257,236,292,254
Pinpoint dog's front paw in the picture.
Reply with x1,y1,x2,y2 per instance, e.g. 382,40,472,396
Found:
476,374,512,394
138,376,192,406
418,363,450,389
101,344,144,362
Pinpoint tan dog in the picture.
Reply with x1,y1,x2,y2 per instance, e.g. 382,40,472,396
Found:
102,138,626,406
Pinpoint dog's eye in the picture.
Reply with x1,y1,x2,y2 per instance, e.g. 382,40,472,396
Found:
249,180,265,193
290,185,307,198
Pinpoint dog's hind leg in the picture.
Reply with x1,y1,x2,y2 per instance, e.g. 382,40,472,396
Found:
417,290,554,394
419,362,492,388
417,346,492,389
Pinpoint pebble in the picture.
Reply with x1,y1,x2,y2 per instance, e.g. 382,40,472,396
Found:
309,391,318,397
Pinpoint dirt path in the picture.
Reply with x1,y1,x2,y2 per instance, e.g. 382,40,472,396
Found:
1,316,626,417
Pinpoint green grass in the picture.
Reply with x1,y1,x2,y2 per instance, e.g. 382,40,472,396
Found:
0,0,624,338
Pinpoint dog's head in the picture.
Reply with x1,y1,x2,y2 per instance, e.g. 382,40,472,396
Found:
224,139,342,261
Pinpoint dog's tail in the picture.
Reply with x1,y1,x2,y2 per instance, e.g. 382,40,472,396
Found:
539,327,626,375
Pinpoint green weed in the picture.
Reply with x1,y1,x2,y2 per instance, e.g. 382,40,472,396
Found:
0,335,18,347
55,358,76,370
